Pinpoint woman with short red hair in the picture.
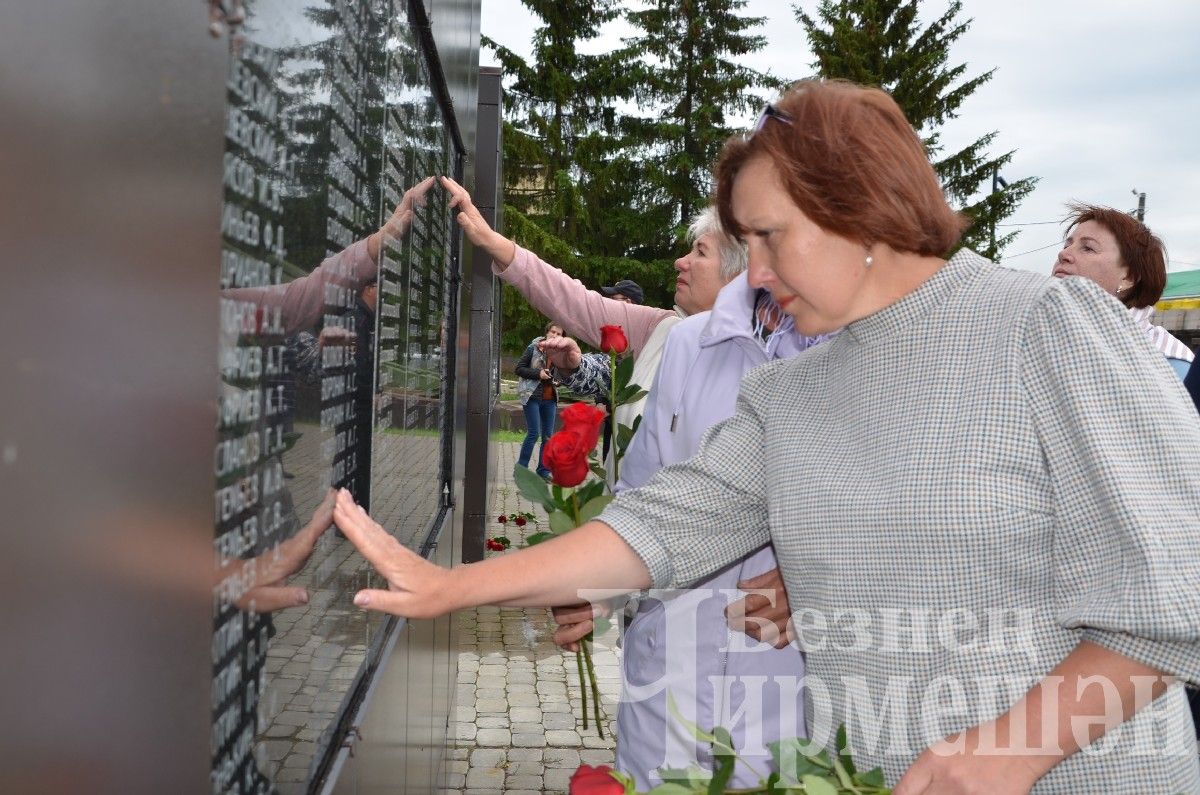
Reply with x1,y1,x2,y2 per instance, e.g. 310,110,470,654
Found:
330,80,1200,793
1053,202,1194,378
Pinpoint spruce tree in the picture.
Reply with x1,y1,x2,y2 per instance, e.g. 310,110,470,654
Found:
483,0,631,247
796,0,1037,259
623,0,782,255
486,1,676,351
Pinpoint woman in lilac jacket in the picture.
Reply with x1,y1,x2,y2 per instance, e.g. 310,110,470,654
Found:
553,266,832,788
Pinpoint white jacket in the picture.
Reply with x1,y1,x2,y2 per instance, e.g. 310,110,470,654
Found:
614,272,832,788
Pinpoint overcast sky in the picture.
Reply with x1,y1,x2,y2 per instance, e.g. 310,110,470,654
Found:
479,0,1200,276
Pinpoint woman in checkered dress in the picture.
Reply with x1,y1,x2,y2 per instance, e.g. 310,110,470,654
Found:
331,79,1200,793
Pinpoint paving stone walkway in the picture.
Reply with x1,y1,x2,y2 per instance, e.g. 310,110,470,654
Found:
442,441,622,794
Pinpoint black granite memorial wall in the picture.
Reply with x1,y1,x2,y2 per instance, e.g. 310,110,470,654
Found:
1,1,484,791
211,1,462,791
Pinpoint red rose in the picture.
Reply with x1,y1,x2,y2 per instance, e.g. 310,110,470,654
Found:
598,325,628,355
569,764,622,795
541,430,592,487
559,402,606,451
514,516,527,527
543,402,606,487
497,514,507,523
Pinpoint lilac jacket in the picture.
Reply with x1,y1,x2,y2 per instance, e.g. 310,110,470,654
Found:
614,272,831,789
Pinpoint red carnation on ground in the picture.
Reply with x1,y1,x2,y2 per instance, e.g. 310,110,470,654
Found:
569,764,622,794
598,325,628,355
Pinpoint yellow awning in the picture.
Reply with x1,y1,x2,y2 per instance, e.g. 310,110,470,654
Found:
1156,298,1200,311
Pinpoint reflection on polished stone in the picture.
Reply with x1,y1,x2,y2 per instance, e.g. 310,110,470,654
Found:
211,0,460,788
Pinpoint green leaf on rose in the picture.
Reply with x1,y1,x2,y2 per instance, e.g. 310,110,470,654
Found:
611,770,638,795
857,767,886,787
832,757,854,789
576,478,606,506
770,738,828,784
590,462,607,480
614,384,648,406
801,775,839,795
579,494,614,523
548,508,576,535
709,726,736,760
513,464,554,510
835,725,856,776
707,728,736,793
524,531,555,546
617,415,642,456
770,737,829,763
657,767,711,788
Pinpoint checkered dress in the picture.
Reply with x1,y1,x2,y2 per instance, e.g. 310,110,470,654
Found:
600,250,1200,791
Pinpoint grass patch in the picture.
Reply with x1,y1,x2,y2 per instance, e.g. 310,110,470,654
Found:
379,425,528,443
491,428,526,443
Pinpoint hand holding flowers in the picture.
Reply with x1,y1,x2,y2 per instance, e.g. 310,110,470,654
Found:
511,325,646,738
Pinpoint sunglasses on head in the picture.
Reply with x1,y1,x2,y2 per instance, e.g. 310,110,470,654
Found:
751,104,794,137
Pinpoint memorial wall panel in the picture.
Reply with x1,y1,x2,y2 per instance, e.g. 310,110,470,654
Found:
210,1,460,791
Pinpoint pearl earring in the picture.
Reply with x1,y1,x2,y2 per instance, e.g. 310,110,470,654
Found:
864,253,873,268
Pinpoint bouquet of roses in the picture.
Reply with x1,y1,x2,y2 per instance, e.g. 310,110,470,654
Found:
510,324,646,738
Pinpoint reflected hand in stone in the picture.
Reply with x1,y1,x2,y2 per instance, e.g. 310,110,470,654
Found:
207,0,246,40
537,336,582,371
318,325,356,358
332,488,451,619
551,601,612,653
367,176,437,260
318,325,355,346
440,175,517,268
726,566,794,649
231,489,336,613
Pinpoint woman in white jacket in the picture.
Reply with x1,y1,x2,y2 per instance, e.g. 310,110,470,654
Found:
609,269,831,788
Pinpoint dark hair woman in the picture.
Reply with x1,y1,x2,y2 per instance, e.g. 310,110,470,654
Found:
1053,203,1193,378
514,321,563,478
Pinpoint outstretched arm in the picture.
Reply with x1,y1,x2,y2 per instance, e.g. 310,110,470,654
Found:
441,175,672,353
332,489,650,618
440,175,517,268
